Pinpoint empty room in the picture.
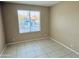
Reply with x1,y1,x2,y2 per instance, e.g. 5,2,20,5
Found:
0,1,79,58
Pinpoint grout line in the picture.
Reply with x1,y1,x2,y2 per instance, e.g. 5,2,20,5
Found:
50,37,79,55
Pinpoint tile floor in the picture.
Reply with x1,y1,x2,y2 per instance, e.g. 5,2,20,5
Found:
1,39,79,58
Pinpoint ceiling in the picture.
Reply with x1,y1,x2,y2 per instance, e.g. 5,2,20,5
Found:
5,1,60,7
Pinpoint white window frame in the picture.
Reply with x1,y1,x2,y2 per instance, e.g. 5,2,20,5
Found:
17,10,41,33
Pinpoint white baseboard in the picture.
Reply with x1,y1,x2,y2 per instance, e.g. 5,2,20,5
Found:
7,37,49,46
50,37,79,55
0,46,6,57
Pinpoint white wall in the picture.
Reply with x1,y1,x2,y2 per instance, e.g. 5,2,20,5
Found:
50,1,79,52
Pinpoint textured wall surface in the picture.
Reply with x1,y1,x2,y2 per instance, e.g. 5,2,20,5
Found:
2,3,50,43
50,2,79,52
0,4,5,54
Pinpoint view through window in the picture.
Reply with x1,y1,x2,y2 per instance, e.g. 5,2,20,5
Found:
17,10,40,33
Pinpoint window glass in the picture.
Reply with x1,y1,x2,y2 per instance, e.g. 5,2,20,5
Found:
17,10,40,33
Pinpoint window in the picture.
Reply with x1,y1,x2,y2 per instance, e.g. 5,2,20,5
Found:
17,10,40,33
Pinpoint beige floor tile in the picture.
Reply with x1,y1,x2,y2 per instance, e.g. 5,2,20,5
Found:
16,51,36,58
47,49,72,58
47,52,61,58
2,39,79,58
35,54,49,58
61,52,79,58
